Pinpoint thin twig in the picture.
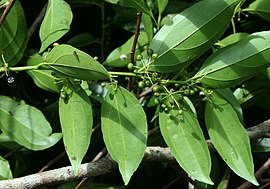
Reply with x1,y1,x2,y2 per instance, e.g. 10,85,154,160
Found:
161,176,181,189
0,0,16,28
128,12,142,91
27,1,48,40
38,151,66,173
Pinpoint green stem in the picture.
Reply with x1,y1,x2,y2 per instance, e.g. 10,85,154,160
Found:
0,63,45,72
108,71,137,77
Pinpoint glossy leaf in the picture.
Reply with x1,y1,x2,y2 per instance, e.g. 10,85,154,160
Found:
27,53,62,93
0,0,27,66
101,86,147,185
0,96,62,151
195,31,270,88
0,156,12,180
39,0,73,52
244,0,270,22
205,91,258,185
159,98,213,184
104,32,148,67
59,83,93,175
46,44,110,81
149,0,240,73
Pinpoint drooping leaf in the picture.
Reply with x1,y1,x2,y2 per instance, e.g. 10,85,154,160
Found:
26,53,62,93
0,0,27,66
195,31,270,88
244,0,270,22
39,0,73,52
205,91,258,185
101,86,148,185
148,0,240,73
59,83,93,175
0,156,12,180
159,97,213,184
104,32,148,67
45,44,110,81
0,96,62,151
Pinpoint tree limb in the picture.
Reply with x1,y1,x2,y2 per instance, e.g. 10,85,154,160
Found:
0,119,269,189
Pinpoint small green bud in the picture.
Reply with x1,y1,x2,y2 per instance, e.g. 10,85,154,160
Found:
127,63,134,70
136,54,143,61
147,49,154,56
138,81,145,88
152,53,158,59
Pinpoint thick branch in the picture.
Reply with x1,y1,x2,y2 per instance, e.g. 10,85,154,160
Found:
0,119,269,188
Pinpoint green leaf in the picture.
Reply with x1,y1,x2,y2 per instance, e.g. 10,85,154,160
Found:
157,0,168,15
46,44,110,81
101,86,147,185
214,88,243,123
117,0,154,20
0,96,62,151
67,33,96,48
0,156,12,180
104,32,148,67
0,0,27,66
244,0,270,22
26,53,62,93
148,0,240,73
205,91,258,185
59,83,93,175
195,31,270,88
39,0,73,52
251,138,270,152
105,0,120,4
215,33,249,48
141,14,153,42
159,98,213,184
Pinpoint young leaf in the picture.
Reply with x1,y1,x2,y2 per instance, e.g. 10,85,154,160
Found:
0,96,62,151
159,98,213,184
157,0,168,16
244,0,270,22
59,83,93,175
27,53,62,93
148,0,241,73
46,44,110,81
195,31,270,88
0,156,12,180
0,0,27,66
101,86,148,185
39,0,73,52
205,91,258,185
